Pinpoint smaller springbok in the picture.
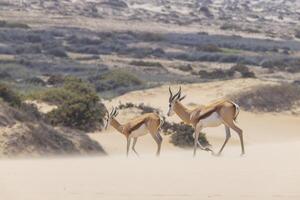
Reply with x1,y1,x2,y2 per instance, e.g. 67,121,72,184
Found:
105,108,164,157
167,87,244,156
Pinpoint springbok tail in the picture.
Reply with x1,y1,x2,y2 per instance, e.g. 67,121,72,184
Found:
231,101,240,122
158,115,165,130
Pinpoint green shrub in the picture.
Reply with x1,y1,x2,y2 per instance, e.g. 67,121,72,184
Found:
47,95,105,131
29,88,76,105
29,76,97,105
231,84,300,112
43,77,106,131
0,83,22,107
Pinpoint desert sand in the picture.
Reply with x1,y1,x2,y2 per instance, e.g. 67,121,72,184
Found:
1,79,300,200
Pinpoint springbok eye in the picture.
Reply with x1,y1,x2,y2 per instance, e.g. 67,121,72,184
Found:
169,104,171,107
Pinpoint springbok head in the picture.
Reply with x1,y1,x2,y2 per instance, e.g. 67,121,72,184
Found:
105,107,119,130
167,86,186,116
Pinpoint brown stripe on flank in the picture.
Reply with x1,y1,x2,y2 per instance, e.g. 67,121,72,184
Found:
197,106,220,121
129,119,146,133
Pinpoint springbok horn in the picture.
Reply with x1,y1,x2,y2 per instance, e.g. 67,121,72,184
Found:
169,86,173,101
172,86,181,101
177,86,182,99
110,107,115,116
113,108,117,116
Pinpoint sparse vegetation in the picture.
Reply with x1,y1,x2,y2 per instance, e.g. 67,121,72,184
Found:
198,69,234,79
232,84,300,112
90,69,144,92
0,20,30,29
129,60,163,68
196,44,222,52
47,47,68,57
0,83,22,107
198,64,255,79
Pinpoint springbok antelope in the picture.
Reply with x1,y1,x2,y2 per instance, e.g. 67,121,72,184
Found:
105,108,164,157
167,87,244,156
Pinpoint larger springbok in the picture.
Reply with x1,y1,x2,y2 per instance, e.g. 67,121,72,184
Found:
105,108,164,156
167,87,244,156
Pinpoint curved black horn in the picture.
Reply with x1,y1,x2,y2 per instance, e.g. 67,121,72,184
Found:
110,107,115,116
172,86,181,101
115,109,119,117
169,86,173,101
113,108,117,116
178,86,182,98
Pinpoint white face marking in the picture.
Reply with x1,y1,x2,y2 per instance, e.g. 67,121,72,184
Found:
200,112,223,128
105,116,111,129
130,124,149,138
167,102,175,116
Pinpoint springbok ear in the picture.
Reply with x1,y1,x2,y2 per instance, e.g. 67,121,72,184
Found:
115,110,119,117
169,86,173,102
179,95,186,101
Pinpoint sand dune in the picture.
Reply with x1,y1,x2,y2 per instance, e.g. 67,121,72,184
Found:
1,79,300,200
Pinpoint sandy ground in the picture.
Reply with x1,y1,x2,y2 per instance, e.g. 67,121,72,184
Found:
1,79,300,200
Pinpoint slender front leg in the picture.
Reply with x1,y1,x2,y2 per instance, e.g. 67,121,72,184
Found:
193,124,203,157
193,131,200,157
217,125,231,156
126,137,131,157
132,137,139,157
151,133,162,157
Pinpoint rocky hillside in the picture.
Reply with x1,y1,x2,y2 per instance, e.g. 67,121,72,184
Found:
1,0,300,39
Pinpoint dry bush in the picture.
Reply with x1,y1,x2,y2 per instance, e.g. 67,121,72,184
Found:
231,84,300,112
230,63,255,78
177,64,193,72
198,69,234,79
162,122,209,148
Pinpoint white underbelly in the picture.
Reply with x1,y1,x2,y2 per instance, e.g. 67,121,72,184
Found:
130,124,149,138
201,112,223,128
